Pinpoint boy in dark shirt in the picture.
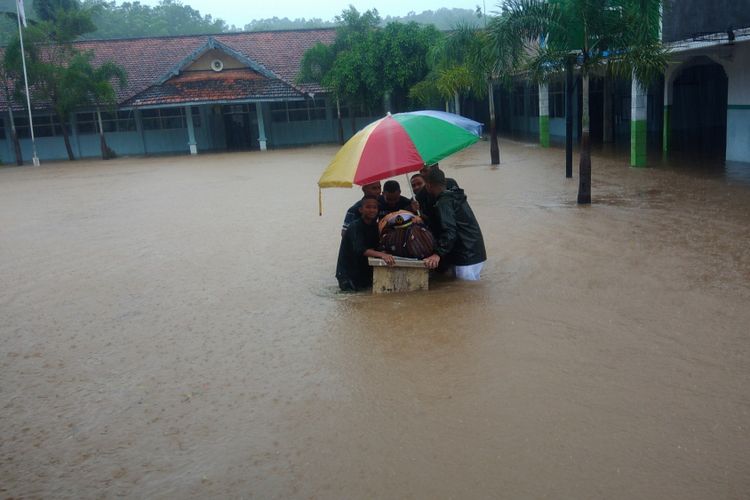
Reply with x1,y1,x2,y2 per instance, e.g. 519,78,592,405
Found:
379,180,415,219
341,181,382,236
336,196,395,291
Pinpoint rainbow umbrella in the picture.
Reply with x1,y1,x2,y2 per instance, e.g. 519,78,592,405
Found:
318,111,482,210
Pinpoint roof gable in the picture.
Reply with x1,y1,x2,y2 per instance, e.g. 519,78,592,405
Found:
157,36,277,85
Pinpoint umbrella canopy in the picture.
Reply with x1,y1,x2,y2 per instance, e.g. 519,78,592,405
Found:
318,111,482,189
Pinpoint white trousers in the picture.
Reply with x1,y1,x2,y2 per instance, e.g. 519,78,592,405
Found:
453,261,485,281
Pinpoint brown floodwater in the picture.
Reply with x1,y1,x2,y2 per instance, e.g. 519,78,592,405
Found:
1,140,749,499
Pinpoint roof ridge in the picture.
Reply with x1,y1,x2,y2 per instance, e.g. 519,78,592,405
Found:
76,27,337,44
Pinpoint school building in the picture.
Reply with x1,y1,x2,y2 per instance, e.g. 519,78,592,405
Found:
0,29,381,163
497,1,750,168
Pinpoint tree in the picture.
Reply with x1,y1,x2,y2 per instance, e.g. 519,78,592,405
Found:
0,63,24,166
501,0,668,203
299,7,437,139
68,51,127,159
5,0,126,161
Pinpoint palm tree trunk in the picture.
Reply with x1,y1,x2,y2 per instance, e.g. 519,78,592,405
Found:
59,112,75,161
96,107,113,160
336,97,344,145
565,57,574,178
577,72,591,204
453,92,461,115
488,80,499,165
8,108,23,166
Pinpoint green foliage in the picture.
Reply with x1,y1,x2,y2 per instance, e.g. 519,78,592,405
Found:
4,2,126,159
298,6,438,114
81,0,231,39
501,0,669,85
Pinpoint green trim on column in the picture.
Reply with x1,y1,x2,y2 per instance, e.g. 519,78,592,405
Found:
631,119,647,167
539,115,550,148
662,105,671,153
727,104,750,110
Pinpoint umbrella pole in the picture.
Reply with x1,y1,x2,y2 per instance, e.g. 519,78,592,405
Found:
404,174,421,217
318,187,322,216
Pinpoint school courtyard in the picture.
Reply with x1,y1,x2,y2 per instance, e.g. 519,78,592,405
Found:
1,141,749,498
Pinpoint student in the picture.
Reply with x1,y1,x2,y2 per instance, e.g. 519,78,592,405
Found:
336,196,395,291
415,164,458,233
422,168,487,281
379,180,413,219
341,181,382,236
410,173,425,195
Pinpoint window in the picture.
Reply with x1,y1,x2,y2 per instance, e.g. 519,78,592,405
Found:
270,99,328,123
513,85,525,116
529,86,539,117
12,114,63,138
141,108,198,130
76,110,136,134
549,81,565,118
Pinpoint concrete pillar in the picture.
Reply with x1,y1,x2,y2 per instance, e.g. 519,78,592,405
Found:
538,83,550,147
185,105,197,155
256,102,267,151
725,47,749,163
662,67,674,155
630,75,648,167
134,109,147,155
602,75,613,143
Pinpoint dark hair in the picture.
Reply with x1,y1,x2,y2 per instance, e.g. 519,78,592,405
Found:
361,194,379,203
425,167,446,186
383,180,400,193
410,173,423,181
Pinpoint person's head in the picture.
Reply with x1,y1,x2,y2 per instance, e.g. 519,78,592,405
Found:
410,174,425,194
424,167,446,196
419,163,439,177
382,180,402,207
359,195,379,222
361,182,382,197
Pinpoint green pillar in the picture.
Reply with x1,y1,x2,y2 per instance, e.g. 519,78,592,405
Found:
538,83,550,147
630,76,647,167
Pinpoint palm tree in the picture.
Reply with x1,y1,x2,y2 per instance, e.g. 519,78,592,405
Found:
501,0,668,203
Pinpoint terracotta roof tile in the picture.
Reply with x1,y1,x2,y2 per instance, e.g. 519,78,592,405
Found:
0,28,335,111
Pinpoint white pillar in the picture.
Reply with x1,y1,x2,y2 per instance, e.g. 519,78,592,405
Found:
185,105,197,155
256,102,267,151
630,75,648,167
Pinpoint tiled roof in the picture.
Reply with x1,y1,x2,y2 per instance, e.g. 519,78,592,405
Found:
125,68,301,107
0,28,336,111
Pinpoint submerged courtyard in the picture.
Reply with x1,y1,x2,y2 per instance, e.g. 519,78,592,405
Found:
1,140,749,498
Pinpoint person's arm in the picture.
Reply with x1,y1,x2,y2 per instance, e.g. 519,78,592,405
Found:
352,224,395,265
364,249,395,265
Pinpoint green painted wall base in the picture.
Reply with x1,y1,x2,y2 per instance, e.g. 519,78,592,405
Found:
662,105,671,153
631,119,647,167
539,115,550,147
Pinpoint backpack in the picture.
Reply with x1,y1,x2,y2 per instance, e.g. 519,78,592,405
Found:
405,224,435,259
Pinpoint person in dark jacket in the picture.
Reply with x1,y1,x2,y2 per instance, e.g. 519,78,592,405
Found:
414,163,459,234
422,168,486,280
336,196,395,291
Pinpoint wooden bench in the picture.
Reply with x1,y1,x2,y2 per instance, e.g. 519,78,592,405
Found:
368,256,429,294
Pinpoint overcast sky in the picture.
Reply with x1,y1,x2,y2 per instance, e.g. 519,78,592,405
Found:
142,0,493,26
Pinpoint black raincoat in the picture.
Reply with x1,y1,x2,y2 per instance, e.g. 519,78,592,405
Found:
431,188,487,266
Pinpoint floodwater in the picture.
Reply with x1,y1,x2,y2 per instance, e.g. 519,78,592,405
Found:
1,140,749,499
